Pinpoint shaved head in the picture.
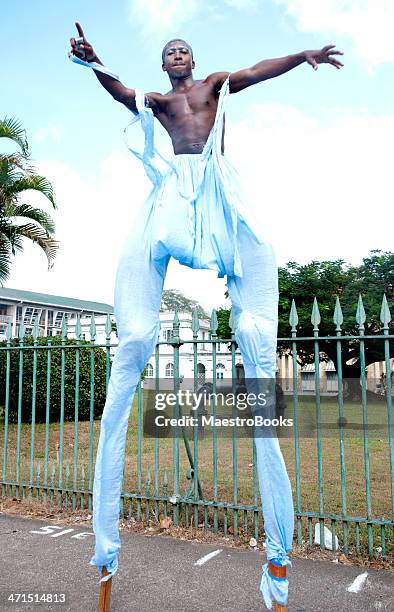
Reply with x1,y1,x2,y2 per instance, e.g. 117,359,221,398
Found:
162,39,193,63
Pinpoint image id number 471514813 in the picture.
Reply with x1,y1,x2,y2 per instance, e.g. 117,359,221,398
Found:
3,592,67,605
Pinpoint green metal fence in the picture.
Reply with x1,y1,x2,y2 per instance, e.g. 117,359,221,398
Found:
0,294,393,559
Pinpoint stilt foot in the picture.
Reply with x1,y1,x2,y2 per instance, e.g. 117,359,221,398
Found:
98,566,112,612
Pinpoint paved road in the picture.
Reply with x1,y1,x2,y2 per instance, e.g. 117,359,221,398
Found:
0,514,393,611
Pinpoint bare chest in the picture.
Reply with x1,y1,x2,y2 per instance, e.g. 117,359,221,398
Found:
164,85,218,122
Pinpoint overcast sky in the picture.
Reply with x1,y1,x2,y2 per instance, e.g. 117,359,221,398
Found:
1,0,393,312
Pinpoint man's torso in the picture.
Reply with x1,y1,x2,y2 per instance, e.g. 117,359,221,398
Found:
144,72,228,154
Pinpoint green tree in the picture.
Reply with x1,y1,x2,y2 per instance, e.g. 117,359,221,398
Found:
0,117,58,283
161,289,208,318
217,250,393,396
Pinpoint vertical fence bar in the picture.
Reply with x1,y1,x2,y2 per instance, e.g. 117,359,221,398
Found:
43,338,52,502
163,469,168,518
16,322,25,498
172,311,180,526
357,295,373,556
88,314,96,512
57,316,67,506
311,298,325,548
29,319,39,498
137,380,142,521
50,461,55,509
73,314,81,511
229,308,238,536
145,468,151,522
80,464,85,510
154,343,160,523
334,297,348,553
253,445,259,540
210,309,219,533
65,463,70,509
192,308,200,529
289,300,302,545
36,461,41,499
1,322,12,497
380,295,394,521
105,315,112,391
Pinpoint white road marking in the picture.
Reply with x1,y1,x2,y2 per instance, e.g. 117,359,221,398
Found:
71,531,94,540
347,572,368,593
194,549,222,566
30,525,63,535
50,528,75,538
29,524,93,541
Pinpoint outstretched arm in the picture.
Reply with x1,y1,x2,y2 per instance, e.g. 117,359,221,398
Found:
221,45,344,93
69,22,139,112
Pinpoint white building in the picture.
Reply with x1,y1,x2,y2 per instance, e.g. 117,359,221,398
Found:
1,288,391,394
0,287,115,345
145,310,244,387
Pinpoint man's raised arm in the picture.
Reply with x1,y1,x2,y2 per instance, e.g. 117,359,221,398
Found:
225,45,344,93
69,22,138,113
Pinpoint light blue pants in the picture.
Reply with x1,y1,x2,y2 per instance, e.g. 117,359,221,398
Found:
69,54,294,608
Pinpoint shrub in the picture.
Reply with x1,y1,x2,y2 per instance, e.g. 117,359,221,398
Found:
0,336,109,423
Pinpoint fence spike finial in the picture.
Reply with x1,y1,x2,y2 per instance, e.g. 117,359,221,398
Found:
105,313,112,338
33,316,40,340
6,321,12,341
356,294,366,329
311,297,321,331
229,307,235,336
89,312,96,342
61,314,67,339
192,307,200,336
75,312,82,340
173,309,180,328
289,299,298,332
18,321,25,340
210,308,218,337
380,294,391,328
333,296,343,332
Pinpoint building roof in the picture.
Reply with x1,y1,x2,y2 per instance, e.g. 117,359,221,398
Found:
301,361,336,373
0,288,113,314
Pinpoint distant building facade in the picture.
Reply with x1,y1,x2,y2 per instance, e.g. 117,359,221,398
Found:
1,288,392,394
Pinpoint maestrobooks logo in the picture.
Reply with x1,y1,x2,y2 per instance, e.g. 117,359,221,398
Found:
141,378,391,439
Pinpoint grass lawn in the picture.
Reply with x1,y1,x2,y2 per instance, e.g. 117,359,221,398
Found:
1,394,393,553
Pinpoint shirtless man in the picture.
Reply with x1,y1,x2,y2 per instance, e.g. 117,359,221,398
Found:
69,23,343,610
70,22,343,153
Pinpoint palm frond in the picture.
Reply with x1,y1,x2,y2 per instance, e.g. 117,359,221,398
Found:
7,174,56,209
0,117,29,156
11,223,59,267
0,236,11,284
4,202,56,234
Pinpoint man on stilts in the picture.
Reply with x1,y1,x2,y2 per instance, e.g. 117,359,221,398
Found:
69,23,343,609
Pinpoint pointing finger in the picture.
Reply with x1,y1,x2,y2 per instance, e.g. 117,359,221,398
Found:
75,22,85,37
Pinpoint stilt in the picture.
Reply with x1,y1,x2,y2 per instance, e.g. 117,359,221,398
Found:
268,561,287,612
98,566,112,612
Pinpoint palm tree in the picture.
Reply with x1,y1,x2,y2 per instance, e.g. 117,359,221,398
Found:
0,117,58,283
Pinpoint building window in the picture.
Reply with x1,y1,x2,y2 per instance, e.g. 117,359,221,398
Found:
197,363,206,385
146,363,154,377
165,363,174,377
164,329,176,341
216,363,225,380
